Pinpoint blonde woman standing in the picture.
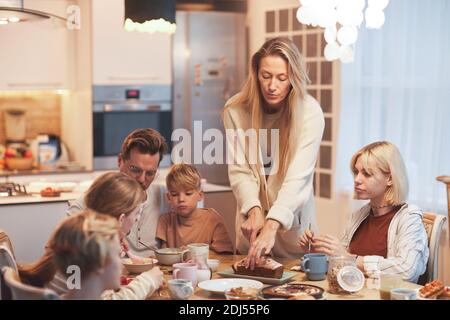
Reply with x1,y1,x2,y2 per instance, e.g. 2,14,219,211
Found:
299,141,429,283
223,37,324,268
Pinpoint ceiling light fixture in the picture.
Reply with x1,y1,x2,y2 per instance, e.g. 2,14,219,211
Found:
296,0,390,63
124,0,176,34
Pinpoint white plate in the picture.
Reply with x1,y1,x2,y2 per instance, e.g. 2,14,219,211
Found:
414,287,446,300
217,268,296,285
198,278,264,295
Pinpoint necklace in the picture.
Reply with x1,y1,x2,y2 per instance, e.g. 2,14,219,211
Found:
370,203,393,209
370,202,404,209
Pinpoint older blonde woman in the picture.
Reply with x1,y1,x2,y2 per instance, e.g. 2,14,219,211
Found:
299,141,429,283
223,37,324,268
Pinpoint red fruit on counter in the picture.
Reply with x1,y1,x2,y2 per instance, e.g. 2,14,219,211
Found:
4,149,17,158
24,150,33,158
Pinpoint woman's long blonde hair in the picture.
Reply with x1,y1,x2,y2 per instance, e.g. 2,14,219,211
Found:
85,172,147,218
224,37,310,176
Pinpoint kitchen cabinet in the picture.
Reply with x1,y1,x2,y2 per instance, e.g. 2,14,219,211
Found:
0,202,68,262
91,0,172,85
0,0,75,90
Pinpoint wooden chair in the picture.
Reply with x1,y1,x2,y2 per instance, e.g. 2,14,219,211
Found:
436,175,450,224
419,212,447,284
1,266,59,300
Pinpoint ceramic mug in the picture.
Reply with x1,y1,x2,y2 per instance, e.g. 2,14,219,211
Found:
196,268,212,284
390,288,417,300
301,253,328,281
168,279,194,300
172,262,198,287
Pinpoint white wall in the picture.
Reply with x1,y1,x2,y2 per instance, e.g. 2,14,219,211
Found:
61,0,93,170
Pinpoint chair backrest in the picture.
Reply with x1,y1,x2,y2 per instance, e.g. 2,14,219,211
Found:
1,266,60,300
0,230,15,259
0,230,17,300
420,212,447,284
0,229,17,271
436,175,450,229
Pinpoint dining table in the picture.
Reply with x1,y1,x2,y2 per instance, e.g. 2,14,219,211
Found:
146,254,421,300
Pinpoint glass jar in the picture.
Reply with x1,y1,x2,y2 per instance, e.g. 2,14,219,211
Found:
327,255,357,294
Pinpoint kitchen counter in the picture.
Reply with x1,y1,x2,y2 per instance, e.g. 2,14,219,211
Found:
0,168,92,178
0,192,80,205
0,180,235,262
0,182,231,206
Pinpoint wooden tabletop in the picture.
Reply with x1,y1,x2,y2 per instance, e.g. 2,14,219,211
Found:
148,254,420,300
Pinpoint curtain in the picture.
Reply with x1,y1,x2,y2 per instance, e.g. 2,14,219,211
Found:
336,0,450,215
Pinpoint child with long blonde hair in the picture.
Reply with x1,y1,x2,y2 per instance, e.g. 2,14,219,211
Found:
50,210,122,299
19,172,164,299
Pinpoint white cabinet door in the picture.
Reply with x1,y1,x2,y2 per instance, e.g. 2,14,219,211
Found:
0,1,74,90
92,0,172,85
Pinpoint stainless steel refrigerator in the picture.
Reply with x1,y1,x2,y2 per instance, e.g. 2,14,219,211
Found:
173,11,247,185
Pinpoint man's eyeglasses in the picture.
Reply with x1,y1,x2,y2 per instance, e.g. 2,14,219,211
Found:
127,164,158,179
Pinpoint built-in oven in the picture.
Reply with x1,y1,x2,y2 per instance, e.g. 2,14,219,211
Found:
93,85,172,170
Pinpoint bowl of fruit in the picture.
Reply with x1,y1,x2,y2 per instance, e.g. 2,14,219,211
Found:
4,148,33,170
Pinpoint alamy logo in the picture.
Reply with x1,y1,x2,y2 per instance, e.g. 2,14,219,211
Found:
66,265,81,290
171,121,280,175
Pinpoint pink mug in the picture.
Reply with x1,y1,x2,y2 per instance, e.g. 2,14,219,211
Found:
172,262,198,287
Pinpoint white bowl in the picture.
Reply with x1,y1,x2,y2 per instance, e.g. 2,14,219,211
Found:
207,259,220,272
155,248,188,266
122,258,158,274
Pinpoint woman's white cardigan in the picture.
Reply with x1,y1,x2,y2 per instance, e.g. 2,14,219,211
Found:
223,94,324,258
341,203,429,283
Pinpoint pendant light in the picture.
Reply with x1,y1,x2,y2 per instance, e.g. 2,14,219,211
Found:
124,0,176,34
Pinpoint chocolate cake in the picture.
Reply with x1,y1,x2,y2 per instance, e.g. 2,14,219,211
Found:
232,257,284,279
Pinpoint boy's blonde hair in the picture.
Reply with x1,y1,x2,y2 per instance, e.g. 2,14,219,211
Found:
50,210,120,279
350,141,409,205
166,163,202,191
85,172,146,218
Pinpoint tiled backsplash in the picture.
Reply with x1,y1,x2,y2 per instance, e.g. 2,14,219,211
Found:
0,92,61,144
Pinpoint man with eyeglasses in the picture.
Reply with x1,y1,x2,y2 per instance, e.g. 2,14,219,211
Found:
67,128,168,257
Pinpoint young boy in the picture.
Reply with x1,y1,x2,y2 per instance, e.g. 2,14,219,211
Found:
156,164,233,254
